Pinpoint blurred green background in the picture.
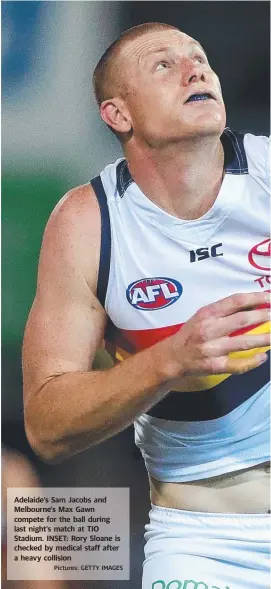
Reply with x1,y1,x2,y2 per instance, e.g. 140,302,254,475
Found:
2,173,66,344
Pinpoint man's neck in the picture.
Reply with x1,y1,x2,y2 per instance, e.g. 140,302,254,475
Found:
124,136,225,220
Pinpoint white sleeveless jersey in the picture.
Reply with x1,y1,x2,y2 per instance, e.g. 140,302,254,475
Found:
91,128,270,481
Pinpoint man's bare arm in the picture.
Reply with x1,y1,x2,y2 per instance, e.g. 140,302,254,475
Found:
23,184,177,462
23,184,270,463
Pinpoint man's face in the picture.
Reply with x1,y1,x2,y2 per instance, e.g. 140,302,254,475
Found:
117,29,226,145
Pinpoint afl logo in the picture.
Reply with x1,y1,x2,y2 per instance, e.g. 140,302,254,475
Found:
248,238,270,271
126,277,183,310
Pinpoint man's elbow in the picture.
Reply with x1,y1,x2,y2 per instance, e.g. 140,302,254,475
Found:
23,383,72,463
24,420,69,464
25,427,58,464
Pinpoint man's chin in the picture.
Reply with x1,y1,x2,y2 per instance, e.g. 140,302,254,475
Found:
181,115,226,139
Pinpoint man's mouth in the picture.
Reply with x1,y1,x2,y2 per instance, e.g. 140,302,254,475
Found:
185,93,214,104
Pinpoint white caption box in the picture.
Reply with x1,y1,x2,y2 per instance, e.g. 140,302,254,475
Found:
7,487,130,580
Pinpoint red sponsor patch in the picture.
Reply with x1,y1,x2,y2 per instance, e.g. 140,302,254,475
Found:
248,238,270,271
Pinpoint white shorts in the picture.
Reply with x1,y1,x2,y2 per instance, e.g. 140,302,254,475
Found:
142,505,270,589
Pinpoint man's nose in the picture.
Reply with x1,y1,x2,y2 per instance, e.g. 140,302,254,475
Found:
181,58,205,86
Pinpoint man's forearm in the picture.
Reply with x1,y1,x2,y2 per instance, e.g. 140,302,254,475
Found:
24,342,175,463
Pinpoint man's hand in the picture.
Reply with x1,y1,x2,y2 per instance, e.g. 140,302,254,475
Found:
166,292,270,379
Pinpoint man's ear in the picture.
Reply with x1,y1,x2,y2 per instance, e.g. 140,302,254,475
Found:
100,98,132,134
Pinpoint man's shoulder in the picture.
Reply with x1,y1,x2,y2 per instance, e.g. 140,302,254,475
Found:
46,182,101,241
51,182,99,220
43,182,101,277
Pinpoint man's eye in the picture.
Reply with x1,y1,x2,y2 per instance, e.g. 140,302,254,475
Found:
194,55,205,64
155,62,169,71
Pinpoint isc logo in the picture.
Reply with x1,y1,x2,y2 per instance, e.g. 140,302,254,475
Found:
126,277,183,310
189,243,223,263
